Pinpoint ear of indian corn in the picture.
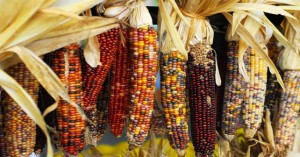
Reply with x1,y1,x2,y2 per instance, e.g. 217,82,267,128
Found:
108,27,131,137
242,47,268,138
1,63,39,157
160,50,189,156
151,102,165,136
53,44,85,156
264,42,282,119
83,28,120,143
215,41,228,133
187,44,216,157
275,70,300,151
34,53,57,154
97,74,111,141
0,96,5,157
221,41,249,141
127,26,158,150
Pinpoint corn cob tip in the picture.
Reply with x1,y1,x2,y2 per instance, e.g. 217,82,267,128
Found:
128,144,138,151
223,134,234,142
176,149,186,157
244,128,257,139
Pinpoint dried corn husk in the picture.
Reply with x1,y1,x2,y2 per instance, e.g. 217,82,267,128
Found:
0,0,119,156
278,12,300,71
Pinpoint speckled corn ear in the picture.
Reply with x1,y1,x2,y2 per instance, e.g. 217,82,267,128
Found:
2,63,39,157
108,27,131,138
221,41,249,141
161,50,189,156
83,28,120,144
0,103,4,157
127,26,158,150
52,44,85,156
275,70,300,151
188,44,216,157
242,47,268,138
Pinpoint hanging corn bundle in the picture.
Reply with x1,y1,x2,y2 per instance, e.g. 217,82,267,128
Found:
83,27,120,145
125,0,158,150
0,98,5,157
97,75,111,141
52,44,85,156
108,27,131,138
0,1,120,156
275,12,300,152
1,63,39,157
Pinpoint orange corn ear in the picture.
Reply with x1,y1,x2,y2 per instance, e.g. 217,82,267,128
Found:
161,50,189,156
83,28,120,143
1,63,39,157
109,27,131,137
127,26,158,150
0,99,5,157
53,44,85,156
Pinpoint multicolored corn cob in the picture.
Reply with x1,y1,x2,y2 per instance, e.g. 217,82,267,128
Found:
215,40,228,132
221,41,249,141
52,44,85,155
0,98,5,157
242,47,268,138
160,50,189,155
83,28,120,141
2,63,39,157
108,27,131,137
151,103,165,136
275,70,300,150
34,54,56,154
264,42,282,117
127,26,158,150
97,74,111,141
187,44,216,156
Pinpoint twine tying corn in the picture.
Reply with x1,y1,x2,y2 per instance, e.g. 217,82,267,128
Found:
83,28,120,142
243,47,268,138
188,44,216,156
109,27,131,137
52,44,85,156
275,70,300,151
127,26,158,150
221,41,249,141
2,63,39,157
160,50,189,156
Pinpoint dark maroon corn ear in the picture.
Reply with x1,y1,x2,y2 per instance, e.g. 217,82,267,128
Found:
187,44,216,157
